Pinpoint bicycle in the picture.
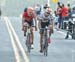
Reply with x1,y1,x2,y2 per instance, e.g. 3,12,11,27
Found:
24,25,33,53
41,26,50,56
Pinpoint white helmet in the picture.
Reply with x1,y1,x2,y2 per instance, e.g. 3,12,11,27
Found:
27,7,35,15
27,7,34,12
45,8,52,13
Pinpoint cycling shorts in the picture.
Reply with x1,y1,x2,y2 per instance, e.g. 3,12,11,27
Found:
40,21,49,34
24,20,34,27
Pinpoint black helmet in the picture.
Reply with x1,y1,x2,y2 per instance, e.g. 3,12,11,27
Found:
57,2,60,5
67,4,70,6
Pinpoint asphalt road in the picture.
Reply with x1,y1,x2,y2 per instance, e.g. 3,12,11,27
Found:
0,16,75,62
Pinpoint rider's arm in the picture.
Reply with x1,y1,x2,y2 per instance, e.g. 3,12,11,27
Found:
38,20,41,30
37,14,43,29
22,17,25,26
22,12,26,28
50,19,54,28
49,14,54,29
34,14,38,31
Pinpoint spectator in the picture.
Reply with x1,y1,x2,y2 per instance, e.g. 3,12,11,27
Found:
56,5,62,29
54,11,58,25
67,3,71,19
61,4,69,29
34,4,41,15
54,11,59,30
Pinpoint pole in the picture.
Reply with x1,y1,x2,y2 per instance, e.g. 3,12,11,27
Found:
47,0,50,6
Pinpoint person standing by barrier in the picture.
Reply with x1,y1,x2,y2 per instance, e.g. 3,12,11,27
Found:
67,3,71,19
61,4,69,29
34,4,41,16
56,2,62,29
53,11,59,30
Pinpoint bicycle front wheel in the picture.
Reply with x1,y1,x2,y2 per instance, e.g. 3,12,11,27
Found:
26,33,31,53
44,47,48,56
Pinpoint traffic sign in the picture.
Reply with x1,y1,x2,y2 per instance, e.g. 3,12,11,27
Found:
52,0,58,3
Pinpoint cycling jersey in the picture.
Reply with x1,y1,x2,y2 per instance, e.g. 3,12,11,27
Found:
39,13,53,23
23,12,35,22
39,13,53,29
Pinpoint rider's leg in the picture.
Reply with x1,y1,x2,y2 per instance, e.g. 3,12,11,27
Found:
30,26,34,44
39,22,45,52
40,30,44,52
30,26,34,49
24,27,27,36
23,22,27,36
48,25,53,37
48,25,53,43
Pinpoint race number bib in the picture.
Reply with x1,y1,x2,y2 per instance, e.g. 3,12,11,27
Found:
43,18,48,22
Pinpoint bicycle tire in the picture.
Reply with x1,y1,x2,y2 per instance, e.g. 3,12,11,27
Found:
44,41,48,56
44,29,48,56
44,47,48,56
26,33,31,53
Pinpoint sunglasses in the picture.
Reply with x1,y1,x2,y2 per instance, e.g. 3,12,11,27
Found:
46,12,50,14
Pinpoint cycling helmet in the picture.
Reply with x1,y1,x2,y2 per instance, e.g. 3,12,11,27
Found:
27,7,34,13
45,8,52,13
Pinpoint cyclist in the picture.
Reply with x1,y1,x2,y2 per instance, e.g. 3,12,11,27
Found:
22,7,37,48
38,8,54,52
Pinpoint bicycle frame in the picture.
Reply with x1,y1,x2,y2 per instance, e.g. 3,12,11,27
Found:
42,26,49,56
26,26,32,53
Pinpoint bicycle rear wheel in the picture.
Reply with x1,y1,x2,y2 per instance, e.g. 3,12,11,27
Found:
44,47,48,56
43,38,48,56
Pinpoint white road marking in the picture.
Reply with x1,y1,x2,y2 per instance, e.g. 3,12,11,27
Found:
4,17,21,62
4,17,29,62
72,50,75,62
